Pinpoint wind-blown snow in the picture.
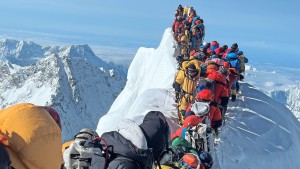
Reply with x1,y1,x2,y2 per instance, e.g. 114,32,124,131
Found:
97,28,179,134
97,28,300,168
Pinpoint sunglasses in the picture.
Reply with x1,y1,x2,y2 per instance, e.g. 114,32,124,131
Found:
188,70,197,74
7,161,15,169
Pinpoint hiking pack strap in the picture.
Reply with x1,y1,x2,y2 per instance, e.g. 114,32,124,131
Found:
182,90,194,96
74,131,96,140
215,81,226,86
93,137,109,169
201,115,207,122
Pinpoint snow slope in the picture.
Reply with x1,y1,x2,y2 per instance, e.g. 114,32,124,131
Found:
97,28,300,168
0,39,127,141
216,82,300,168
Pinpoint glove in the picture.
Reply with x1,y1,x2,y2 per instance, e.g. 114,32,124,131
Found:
175,92,180,103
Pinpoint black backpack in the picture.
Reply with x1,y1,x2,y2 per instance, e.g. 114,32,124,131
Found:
62,128,112,169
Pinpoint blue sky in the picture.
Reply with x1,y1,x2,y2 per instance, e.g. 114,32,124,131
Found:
0,0,299,67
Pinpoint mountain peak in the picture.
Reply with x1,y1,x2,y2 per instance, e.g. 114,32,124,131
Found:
0,39,109,68
62,44,98,60
0,39,128,140
0,38,45,66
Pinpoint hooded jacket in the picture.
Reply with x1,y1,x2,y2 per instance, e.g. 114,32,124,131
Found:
100,111,169,169
139,111,170,161
0,103,63,169
206,71,229,104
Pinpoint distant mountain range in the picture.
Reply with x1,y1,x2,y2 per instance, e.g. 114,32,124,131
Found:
0,39,127,141
245,64,300,120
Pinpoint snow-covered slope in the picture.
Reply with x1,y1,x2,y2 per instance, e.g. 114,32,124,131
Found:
245,64,300,120
216,82,300,168
0,39,127,141
97,28,300,168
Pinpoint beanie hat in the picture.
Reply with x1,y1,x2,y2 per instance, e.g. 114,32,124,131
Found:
211,41,219,47
199,151,213,168
215,47,223,55
231,43,238,50
183,115,202,127
237,51,243,55
222,45,228,52
187,64,197,72
176,55,184,63
179,153,200,168
196,89,214,101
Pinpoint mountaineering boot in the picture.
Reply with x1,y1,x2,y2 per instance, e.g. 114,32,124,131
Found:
214,128,220,139
231,94,236,102
236,81,240,93
231,89,237,102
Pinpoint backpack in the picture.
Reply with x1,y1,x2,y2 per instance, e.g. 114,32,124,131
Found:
159,146,191,165
184,123,215,156
191,102,210,116
197,78,216,93
226,53,241,70
229,59,240,70
63,128,112,169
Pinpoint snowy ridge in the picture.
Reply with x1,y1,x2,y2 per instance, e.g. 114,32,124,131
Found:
97,28,178,134
97,28,300,168
0,39,127,141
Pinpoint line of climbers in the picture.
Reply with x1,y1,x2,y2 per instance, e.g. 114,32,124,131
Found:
172,5,205,56
0,103,214,169
168,4,249,169
173,41,248,126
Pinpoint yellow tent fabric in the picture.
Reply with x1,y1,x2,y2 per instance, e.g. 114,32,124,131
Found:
0,103,63,169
